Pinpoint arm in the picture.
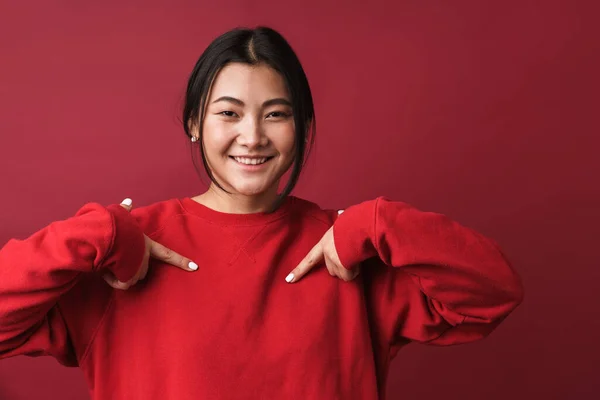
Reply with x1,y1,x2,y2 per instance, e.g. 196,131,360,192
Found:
0,203,145,365
333,197,524,345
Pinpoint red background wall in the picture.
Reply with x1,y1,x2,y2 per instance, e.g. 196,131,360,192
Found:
0,1,597,399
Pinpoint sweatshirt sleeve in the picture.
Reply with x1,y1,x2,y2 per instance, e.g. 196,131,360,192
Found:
0,203,146,365
333,197,524,346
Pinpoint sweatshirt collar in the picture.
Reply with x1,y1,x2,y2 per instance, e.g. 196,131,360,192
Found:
178,195,295,226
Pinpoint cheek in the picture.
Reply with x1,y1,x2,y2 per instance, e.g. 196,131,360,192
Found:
202,121,232,159
272,125,296,156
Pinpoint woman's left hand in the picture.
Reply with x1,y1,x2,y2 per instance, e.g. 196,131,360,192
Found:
285,225,360,283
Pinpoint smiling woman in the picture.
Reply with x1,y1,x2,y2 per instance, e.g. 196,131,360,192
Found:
0,26,523,400
182,27,315,214
194,63,297,212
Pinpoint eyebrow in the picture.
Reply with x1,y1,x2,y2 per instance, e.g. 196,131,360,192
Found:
211,96,292,108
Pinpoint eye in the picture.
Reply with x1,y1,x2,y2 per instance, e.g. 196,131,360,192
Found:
266,111,291,119
218,111,238,117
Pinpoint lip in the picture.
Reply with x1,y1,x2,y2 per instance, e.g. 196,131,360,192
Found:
229,156,274,171
230,155,274,158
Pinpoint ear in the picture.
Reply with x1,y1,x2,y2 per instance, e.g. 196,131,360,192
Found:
187,118,198,134
187,117,202,143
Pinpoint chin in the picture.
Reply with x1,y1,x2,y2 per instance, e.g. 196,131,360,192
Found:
230,182,273,197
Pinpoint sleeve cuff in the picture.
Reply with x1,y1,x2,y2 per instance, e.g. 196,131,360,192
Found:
99,204,146,282
333,198,380,269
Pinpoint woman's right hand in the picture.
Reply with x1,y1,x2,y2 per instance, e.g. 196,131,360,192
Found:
102,198,198,290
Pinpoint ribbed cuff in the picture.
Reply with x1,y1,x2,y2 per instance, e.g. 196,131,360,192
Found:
101,204,146,282
333,198,380,270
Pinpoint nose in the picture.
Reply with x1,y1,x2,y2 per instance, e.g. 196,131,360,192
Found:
236,117,268,148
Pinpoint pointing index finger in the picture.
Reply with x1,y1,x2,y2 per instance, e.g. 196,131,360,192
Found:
286,242,324,283
150,240,198,271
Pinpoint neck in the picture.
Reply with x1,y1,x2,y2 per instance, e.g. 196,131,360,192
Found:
193,184,280,214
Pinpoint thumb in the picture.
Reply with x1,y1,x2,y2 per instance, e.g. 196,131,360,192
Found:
286,240,324,283
120,198,133,212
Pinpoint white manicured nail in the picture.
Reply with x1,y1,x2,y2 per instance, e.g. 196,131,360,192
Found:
121,198,133,206
285,273,294,283
188,261,198,271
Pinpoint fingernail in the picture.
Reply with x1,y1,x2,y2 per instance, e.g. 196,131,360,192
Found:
285,273,294,283
121,198,132,206
188,261,198,271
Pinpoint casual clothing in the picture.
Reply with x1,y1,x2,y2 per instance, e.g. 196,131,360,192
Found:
0,196,523,399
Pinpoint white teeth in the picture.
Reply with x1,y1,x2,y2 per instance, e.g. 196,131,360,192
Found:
233,157,268,165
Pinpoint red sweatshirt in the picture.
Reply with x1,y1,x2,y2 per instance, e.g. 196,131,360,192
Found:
0,196,523,399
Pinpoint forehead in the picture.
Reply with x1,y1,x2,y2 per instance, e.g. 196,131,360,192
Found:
208,63,290,102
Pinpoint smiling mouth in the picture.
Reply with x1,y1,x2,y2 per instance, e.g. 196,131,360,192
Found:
229,156,275,166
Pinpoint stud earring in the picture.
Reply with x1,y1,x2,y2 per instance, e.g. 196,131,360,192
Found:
191,136,198,143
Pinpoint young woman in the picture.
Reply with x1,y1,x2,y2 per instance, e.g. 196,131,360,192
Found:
0,27,523,399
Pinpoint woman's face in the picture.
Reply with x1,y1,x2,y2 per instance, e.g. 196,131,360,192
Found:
198,63,296,198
